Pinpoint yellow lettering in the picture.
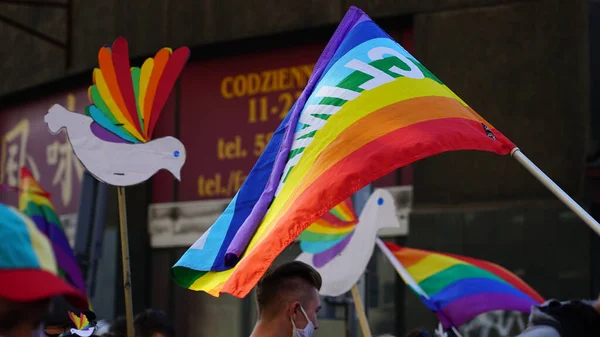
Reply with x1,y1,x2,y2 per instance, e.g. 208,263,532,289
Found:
218,136,246,159
278,68,290,91
198,176,205,196
217,138,225,159
278,92,293,119
225,141,236,158
222,64,316,99
205,178,215,196
260,71,273,94
301,64,314,85
233,75,246,97
247,73,260,96
290,67,303,89
220,77,234,99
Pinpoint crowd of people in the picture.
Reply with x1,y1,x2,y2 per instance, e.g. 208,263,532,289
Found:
1,204,600,337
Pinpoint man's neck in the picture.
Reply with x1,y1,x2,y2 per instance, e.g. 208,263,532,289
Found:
250,316,290,337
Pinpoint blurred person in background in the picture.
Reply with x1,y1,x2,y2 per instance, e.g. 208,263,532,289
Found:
43,297,96,337
134,310,174,337
107,317,126,337
516,297,600,336
0,204,87,337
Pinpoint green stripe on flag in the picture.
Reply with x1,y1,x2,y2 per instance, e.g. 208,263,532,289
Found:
418,264,506,296
22,202,63,231
298,231,348,242
172,267,207,289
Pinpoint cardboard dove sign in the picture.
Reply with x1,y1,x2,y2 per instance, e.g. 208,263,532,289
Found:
45,37,189,186
68,311,95,337
295,189,400,296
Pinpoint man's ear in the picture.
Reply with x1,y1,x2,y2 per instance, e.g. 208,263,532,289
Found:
288,301,300,318
594,298,600,313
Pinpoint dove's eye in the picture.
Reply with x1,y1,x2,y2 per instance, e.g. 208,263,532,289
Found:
173,150,180,158
377,197,384,205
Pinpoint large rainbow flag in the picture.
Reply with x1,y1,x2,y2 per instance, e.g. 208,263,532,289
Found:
384,242,544,328
19,167,89,307
172,6,516,298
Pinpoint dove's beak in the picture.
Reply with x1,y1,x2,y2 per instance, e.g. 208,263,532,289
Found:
173,168,181,181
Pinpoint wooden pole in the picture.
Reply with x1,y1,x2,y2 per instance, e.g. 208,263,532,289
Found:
117,186,134,337
350,284,372,337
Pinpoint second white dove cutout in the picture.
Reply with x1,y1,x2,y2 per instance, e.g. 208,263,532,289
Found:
295,188,400,297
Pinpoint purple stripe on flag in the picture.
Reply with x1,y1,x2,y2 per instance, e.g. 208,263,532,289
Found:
435,292,537,328
53,242,86,291
223,6,366,267
312,231,354,268
30,216,73,258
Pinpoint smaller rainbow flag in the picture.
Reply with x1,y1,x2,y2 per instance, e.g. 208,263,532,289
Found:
19,167,89,307
384,242,544,328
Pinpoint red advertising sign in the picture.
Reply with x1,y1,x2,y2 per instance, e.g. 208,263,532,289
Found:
0,89,88,215
178,43,324,201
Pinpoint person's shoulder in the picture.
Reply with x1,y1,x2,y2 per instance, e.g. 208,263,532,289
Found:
515,325,561,337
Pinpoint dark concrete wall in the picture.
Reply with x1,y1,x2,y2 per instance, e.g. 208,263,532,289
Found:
412,0,590,204
2,0,534,97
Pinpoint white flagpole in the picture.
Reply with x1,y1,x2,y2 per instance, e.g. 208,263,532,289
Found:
511,149,600,236
375,238,463,337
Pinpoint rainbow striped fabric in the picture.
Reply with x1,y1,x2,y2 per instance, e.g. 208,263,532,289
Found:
172,6,516,298
385,242,544,328
19,167,89,305
297,199,357,268
86,37,189,143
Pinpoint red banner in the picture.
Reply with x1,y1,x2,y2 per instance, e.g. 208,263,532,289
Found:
0,89,88,214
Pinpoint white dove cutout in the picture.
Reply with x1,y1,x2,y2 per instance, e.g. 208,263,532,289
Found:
44,37,189,187
45,104,186,186
295,189,400,296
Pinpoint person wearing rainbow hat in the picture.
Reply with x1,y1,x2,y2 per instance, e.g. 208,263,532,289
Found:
0,203,88,337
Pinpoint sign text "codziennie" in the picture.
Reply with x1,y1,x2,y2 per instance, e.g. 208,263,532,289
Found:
220,64,314,99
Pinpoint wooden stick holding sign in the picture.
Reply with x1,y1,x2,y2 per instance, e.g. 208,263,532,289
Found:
350,285,372,337
117,187,134,337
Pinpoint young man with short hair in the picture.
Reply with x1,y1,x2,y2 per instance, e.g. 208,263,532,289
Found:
250,261,322,337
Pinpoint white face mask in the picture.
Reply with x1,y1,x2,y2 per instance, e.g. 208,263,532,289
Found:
290,305,314,337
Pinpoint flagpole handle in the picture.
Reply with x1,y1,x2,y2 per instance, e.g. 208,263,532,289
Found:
117,187,135,337
511,149,600,237
350,284,372,337
375,238,429,299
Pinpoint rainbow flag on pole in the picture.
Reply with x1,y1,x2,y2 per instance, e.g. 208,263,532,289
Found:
172,6,516,298
383,242,544,328
19,167,89,306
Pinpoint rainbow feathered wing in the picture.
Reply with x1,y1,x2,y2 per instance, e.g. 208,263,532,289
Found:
298,198,357,268
68,311,94,336
85,37,189,143
172,6,516,298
